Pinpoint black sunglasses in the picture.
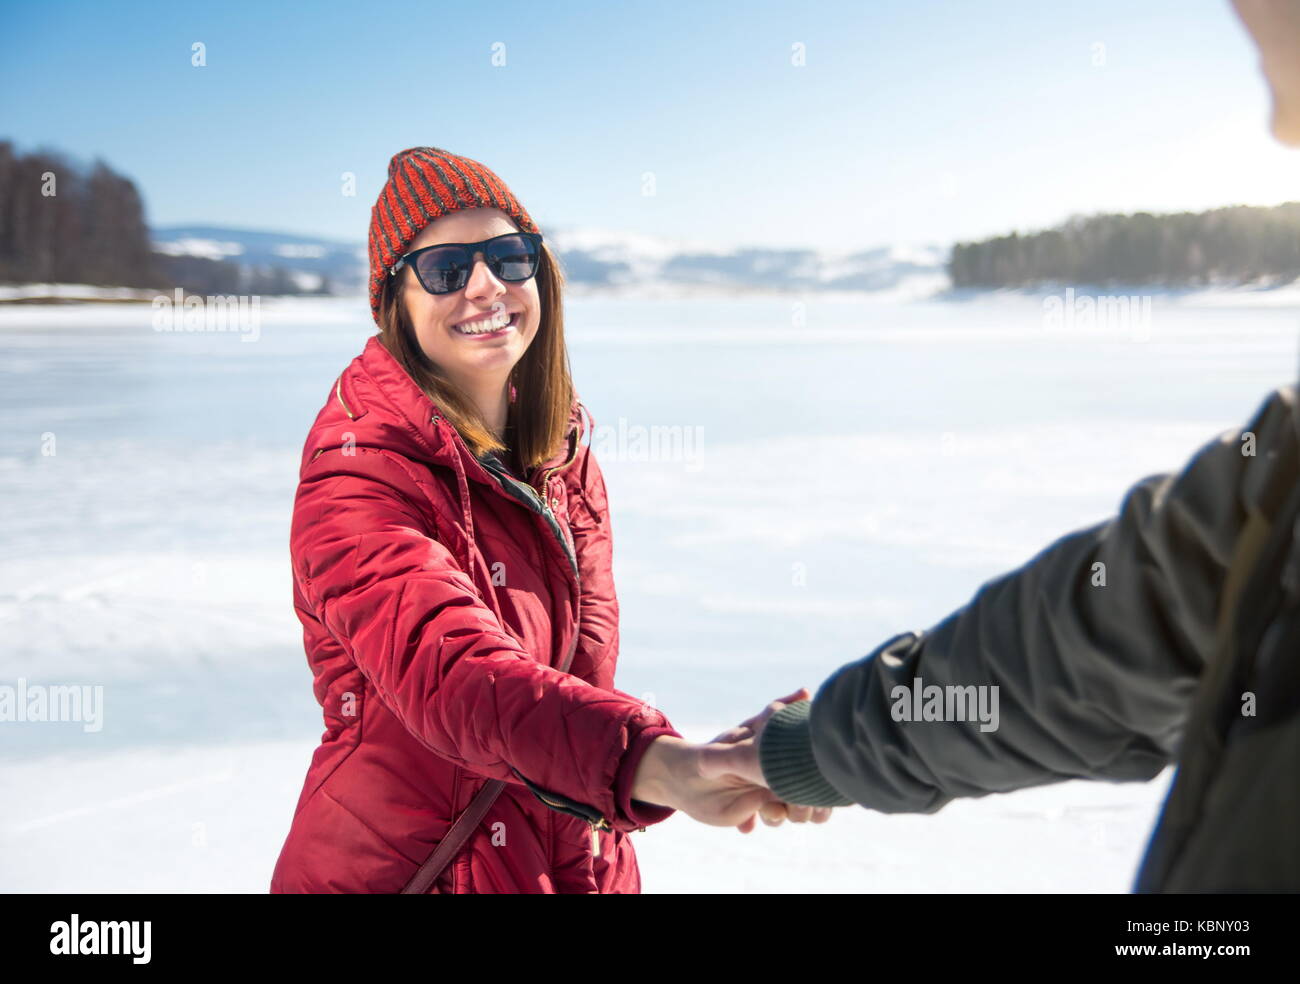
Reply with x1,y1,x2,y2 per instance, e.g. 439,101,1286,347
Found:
390,231,544,295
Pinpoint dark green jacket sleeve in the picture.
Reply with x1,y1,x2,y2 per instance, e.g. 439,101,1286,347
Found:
760,386,1299,812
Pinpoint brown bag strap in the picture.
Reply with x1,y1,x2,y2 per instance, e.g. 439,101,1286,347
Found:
401,778,508,894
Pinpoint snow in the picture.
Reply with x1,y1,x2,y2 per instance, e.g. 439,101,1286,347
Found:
273,243,327,259
0,283,160,302
288,271,326,293
0,734,1174,893
151,237,245,260
550,225,704,260
1,290,1295,893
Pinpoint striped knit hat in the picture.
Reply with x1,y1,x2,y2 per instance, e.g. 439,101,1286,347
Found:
368,146,540,325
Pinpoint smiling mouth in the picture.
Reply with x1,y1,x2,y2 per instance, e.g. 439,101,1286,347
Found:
453,311,519,336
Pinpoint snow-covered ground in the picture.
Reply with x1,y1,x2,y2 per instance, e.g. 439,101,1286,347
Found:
1,289,1296,893
0,283,161,302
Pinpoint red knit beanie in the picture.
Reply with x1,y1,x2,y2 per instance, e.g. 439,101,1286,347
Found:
368,146,540,325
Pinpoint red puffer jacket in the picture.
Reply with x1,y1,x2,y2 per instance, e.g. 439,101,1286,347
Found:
270,333,681,894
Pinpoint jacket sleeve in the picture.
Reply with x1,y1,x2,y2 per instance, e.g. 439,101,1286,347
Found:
293,444,675,833
560,409,680,827
760,386,1299,812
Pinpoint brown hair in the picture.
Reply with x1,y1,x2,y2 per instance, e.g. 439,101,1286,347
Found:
376,238,574,470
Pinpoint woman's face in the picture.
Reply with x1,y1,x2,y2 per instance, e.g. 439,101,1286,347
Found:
398,207,541,388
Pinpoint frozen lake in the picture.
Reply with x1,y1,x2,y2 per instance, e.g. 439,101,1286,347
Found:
1,288,1296,892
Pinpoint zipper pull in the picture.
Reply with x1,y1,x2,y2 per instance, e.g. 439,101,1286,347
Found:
590,820,602,858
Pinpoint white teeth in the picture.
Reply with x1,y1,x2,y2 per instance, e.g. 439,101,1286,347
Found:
454,311,513,334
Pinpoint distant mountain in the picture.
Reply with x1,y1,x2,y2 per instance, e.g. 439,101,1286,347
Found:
152,225,367,293
150,223,948,296
546,227,948,294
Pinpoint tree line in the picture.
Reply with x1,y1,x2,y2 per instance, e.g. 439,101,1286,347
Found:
949,203,1300,288
0,141,324,294
0,141,156,286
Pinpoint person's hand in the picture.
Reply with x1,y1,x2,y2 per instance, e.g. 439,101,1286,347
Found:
631,735,786,831
698,688,836,829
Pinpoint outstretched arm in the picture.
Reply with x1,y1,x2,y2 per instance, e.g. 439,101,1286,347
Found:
751,387,1298,812
294,444,676,833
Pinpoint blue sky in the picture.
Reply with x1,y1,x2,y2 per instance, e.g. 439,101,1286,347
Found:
1,0,1294,252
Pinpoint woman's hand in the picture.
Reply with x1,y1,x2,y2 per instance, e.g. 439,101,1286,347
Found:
632,688,835,833
632,735,782,831
699,688,835,829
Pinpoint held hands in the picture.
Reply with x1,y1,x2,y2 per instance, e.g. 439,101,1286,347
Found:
701,687,835,829
631,688,836,833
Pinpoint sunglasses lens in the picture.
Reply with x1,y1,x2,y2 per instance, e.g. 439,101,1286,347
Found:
413,246,471,294
486,234,540,282
409,234,540,293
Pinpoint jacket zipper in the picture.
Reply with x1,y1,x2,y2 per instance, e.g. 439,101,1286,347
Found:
535,791,611,858
521,445,610,851
535,431,582,522
511,765,612,854
335,377,355,419
444,415,615,847
477,440,581,581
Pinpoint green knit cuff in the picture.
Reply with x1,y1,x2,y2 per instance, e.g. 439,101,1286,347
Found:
758,700,854,807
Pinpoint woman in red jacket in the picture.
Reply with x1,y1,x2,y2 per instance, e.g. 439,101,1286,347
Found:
270,146,816,894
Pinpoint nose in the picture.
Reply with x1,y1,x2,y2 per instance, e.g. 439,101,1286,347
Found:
463,251,506,301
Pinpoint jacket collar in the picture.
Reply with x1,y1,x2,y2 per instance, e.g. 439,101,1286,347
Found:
357,333,583,488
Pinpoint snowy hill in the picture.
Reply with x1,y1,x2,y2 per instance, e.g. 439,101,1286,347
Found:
152,225,368,293
548,226,949,295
